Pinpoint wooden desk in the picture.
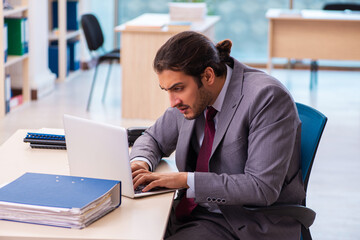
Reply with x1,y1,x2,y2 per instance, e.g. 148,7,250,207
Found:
266,9,360,72
115,13,220,120
0,129,176,240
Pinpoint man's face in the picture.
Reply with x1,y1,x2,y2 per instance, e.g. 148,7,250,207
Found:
158,70,212,120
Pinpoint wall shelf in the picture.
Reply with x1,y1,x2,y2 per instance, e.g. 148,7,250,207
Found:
5,54,29,68
48,29,81,41
3,6,28,17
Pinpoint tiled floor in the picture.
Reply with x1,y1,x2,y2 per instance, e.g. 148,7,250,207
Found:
0,63,359,239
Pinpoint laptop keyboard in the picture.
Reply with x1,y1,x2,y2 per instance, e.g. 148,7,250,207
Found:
135,184,146,194
134,184,169,194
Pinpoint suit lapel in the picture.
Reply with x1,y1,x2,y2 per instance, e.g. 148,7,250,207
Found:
211,60,245,157
176,59,247,170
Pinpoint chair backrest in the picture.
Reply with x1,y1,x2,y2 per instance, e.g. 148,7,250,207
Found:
81,14,104,51
296,103,327,192
323,3,360,11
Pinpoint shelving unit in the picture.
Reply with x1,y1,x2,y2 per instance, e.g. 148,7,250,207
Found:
3,5,28,17
4,54,28,68
0,0,30,119
48,0,81,82
48,29,81,41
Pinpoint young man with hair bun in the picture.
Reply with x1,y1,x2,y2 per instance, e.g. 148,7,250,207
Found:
130,31,304,240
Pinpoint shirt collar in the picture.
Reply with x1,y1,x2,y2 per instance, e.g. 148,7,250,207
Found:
211,65,233,113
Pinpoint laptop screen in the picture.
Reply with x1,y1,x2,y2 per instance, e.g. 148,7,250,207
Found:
63,115,134,197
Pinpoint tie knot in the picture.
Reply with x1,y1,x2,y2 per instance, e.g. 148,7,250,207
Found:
206,106,217,121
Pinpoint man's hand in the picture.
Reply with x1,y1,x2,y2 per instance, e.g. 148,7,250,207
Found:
131,160,188,192
131,160,150,173
133,170,188,193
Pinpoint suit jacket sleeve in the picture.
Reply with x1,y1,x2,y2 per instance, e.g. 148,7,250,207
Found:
129,107,180,170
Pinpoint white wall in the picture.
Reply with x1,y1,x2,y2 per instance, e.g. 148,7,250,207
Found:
28,0,56,96
80,0,116,61
89,0,116,52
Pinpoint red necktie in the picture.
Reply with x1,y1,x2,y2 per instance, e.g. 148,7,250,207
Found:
175,106,217,220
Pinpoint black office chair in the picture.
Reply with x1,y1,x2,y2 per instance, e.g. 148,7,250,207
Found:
244,103,327,240
81,13,121,111
323,2,360,11
310,2,360,89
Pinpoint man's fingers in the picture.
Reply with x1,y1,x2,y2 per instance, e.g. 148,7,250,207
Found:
142,179,162,192
133,172,188,192
132,172,147,186
130,161,149,172
130,163,141,172
133,172,154,190
132,168,149,179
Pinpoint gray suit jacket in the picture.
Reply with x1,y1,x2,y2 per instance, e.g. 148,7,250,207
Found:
130,59,305,239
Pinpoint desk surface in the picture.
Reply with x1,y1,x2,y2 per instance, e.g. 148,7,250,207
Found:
266,8,360,72
0,129,176,240
115,13,220,33
266,8,360,21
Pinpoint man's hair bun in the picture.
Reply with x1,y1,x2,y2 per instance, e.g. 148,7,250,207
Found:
215,39,233,66
216,39,232,60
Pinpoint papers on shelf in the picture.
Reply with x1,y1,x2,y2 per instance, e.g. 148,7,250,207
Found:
279,9,302,17
125,14,166,30
266,9,302,18
266,8,360,20
125,23,165,30
301,10,360,20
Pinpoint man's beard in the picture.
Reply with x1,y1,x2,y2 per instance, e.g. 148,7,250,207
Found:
184,87,212,120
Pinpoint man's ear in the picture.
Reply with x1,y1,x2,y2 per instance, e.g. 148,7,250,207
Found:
202,67,216,86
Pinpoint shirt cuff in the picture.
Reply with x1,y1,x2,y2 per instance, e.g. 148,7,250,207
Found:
186,172,195,198
130,157,153,171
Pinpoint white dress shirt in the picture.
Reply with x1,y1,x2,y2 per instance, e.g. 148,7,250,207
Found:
186,65,232,212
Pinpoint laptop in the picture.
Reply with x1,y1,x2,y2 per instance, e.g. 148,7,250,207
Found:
63,114,174,198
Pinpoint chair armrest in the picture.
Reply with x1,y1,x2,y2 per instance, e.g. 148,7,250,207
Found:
127,127,148,146
243,204,315,229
